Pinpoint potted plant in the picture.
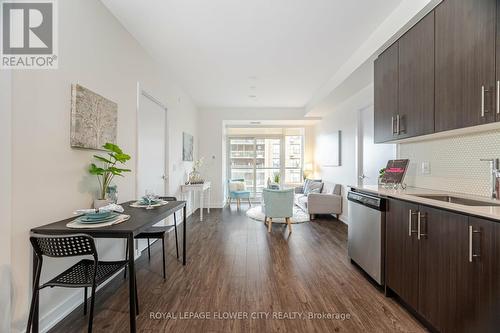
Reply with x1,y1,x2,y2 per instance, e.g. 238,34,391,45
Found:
89,143,131,208
378,168,386,185
273,172,280,184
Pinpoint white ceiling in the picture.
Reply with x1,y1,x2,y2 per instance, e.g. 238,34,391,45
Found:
102,0,402,108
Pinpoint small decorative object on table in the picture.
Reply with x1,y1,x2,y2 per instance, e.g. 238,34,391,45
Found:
89,143,131,208
378,168,386,185
188,157,205,184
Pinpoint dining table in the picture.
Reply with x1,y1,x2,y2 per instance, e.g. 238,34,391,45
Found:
29,200,187,333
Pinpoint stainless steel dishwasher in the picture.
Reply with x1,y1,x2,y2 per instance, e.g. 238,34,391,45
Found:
347,190,385,285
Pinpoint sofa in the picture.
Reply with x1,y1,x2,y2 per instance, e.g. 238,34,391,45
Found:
294,180,342,220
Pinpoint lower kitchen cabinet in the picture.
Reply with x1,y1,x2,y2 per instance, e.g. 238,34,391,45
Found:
417,206,468,332
463,217,500,333
386,200,500,332
386,199,419,309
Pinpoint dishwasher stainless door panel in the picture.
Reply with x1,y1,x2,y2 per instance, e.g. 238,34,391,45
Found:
347,200,385,285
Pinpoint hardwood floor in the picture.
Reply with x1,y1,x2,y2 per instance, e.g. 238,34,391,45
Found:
50,207,426,333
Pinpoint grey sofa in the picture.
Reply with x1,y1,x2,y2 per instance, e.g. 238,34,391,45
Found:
294,181,342,220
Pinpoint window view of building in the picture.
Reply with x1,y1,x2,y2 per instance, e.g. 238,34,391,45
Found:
228,128,304,199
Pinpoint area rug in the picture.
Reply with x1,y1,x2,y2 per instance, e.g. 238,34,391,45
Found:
246,205,309,224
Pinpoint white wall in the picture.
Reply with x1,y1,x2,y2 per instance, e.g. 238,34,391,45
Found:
314,85,373,222
0,70,12,332
198,107,315,207
9,0,198,331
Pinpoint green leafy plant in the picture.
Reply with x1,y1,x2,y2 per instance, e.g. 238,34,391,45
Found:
273,172,280,184
89,143,131,200
379,168,386,177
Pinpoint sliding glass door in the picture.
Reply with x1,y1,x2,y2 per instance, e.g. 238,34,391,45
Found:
229,137,281,198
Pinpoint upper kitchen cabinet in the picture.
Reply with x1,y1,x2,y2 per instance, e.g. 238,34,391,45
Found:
397,12,435,139
435,0,497,131
374,42,398,143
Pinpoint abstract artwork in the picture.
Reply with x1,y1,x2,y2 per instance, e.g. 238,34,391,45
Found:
70,84,117,150
183,132,193,161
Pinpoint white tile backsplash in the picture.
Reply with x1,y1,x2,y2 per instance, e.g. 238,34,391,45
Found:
398,129,500,197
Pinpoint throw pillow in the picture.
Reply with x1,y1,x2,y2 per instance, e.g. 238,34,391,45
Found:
304,180,323,195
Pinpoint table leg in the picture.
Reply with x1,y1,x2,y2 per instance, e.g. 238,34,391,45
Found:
183,205,187,265
207,188,211,214
200,190,204,221
127,234,137,332
32,250,39,333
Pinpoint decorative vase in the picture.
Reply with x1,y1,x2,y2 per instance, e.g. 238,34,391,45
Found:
94,199,111,209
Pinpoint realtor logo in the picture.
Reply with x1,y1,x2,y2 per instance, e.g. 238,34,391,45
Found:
1,0,58,69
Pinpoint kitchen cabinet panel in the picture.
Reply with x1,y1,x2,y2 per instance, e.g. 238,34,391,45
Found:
417,206,469,332
398,12,435,139
463,217,500,333
385,199,420,308
435,0,497,131
374,42,398,143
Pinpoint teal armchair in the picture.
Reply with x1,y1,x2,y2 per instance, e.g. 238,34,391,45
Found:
262,188,294,233
228,178,251,208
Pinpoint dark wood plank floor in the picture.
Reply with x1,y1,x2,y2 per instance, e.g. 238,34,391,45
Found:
50,207,426,333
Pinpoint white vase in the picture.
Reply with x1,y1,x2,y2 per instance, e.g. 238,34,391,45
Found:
94,199,110,209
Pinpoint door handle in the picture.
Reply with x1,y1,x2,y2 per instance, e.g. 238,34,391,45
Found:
497,81,499,114
396,114,401,135
481,85,490,117
417,211,427,240
408,210,418,236
391,116,397,135
468,225,481,262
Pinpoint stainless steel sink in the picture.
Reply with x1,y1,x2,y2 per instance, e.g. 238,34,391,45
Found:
412,194,500,207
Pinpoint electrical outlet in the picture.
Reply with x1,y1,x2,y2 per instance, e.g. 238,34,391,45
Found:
421,161,431,175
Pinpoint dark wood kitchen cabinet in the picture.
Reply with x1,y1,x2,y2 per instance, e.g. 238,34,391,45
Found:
385,199,419,309
435,0,497,131
386,200,500,333
463,217,500,333
417,206,469,332
374,42,398,143
397,12,435,139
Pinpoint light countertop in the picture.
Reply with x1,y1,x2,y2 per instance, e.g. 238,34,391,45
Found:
348,185,500,222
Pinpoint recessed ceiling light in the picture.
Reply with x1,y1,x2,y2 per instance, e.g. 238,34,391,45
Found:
248,95,257,98
249,86,256,90
250,121,261,125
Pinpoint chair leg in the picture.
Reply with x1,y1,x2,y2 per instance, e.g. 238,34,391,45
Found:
162,236,166,280
83,287,88,315
147,238,151,260
268,218,273,233
135,274,139,315
174,213,179,259
286,217,292,233
88,284,97,333
26,288,39,333
247,198,251,206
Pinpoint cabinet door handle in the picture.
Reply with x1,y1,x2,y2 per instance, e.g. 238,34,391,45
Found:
391,116,396,135
396,114,401,135
481,85,490,117
417,212,427,240
497,81,499,114
408,209,418,236
468,226,482,262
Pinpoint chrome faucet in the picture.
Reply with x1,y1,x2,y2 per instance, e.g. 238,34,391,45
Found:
480,158,500,199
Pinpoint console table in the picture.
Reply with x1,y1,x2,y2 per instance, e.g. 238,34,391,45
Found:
181,181,211,221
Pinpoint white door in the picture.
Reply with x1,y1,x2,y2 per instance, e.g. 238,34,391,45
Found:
137,91,167,197
358,105,396,185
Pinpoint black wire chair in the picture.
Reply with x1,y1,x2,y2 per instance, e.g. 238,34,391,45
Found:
125,196,179,280
27,233,136,333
